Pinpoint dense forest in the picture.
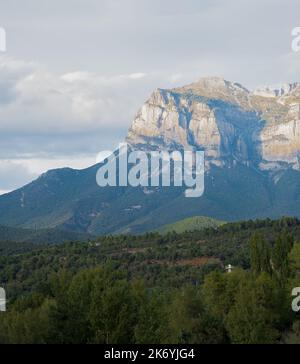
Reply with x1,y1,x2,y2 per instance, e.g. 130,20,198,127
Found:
0,217,299,344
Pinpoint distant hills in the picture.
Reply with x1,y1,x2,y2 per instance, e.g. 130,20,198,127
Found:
1,77,300,235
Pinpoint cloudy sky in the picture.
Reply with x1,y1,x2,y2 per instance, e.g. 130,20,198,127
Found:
0,0,300,194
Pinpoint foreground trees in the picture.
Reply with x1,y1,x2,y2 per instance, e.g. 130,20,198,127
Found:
0,231,299,344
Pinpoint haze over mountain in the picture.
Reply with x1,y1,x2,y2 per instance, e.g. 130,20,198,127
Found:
1,77,300,234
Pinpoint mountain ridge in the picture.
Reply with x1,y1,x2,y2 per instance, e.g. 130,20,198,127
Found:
1,77,300,234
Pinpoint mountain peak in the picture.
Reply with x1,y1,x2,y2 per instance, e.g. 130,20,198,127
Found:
172,76,250,106
179,76,248,92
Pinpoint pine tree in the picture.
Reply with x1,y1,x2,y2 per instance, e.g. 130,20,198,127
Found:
250,233,261,274
250,233,271,275
271,232,294,285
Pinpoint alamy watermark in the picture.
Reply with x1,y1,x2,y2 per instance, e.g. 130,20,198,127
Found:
96,143,205,198
0,27,6,52
292,27,300,52
0,287,6,312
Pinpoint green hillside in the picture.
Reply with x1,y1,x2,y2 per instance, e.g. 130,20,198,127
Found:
156,216,224,234
2,162,300,235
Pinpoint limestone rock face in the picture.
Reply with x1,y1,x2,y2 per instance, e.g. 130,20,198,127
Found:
259,118,300,169
126,77,300,170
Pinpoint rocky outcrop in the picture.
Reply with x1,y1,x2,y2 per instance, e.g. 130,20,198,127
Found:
127,77,300,171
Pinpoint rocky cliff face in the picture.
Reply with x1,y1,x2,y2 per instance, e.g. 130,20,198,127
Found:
127,77,300,170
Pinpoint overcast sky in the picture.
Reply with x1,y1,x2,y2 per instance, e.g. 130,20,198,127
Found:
0,0,300,193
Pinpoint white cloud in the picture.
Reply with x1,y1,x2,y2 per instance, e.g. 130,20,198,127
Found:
128,73,147,80
0,56,200,138
0,57,157,134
